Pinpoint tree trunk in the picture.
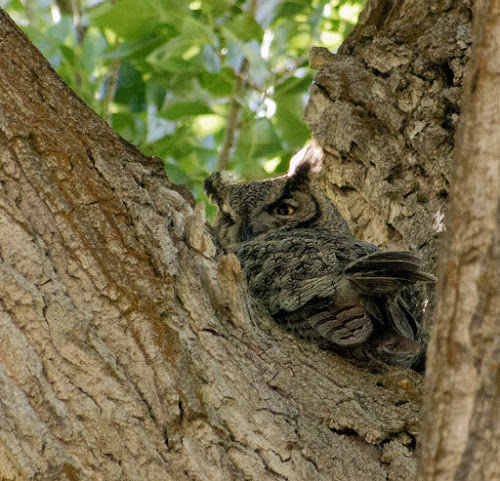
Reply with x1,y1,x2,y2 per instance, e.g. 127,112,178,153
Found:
0,1,486,480
306,0,471,259
419,0,500,479
305,0,472,362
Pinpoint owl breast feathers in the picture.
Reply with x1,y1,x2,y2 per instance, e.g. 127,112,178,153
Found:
204,142,435,369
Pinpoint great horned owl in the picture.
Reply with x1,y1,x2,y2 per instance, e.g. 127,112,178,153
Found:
204,142,435,369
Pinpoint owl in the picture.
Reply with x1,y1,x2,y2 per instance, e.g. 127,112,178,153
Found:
204,142,435,369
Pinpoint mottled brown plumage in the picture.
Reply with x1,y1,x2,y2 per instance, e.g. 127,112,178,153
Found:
204,142,435,369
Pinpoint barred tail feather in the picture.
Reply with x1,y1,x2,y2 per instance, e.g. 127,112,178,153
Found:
345,251,436,294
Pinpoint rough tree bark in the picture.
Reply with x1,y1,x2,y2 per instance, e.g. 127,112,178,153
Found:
0,8,424,481
307,0,471,261
419,0,500,480
0,0,487,480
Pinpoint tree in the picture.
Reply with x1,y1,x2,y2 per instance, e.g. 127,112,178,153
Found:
3,0,365,210
1,1,496,481
419,0,500,479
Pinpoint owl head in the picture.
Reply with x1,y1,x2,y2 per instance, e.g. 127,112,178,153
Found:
204,142,352,249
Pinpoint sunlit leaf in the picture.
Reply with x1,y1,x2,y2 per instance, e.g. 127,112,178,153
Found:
163,102,213,120
192,115,226,137
90,0,186,38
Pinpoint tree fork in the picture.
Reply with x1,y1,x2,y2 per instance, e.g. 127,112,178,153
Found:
0,7,421,481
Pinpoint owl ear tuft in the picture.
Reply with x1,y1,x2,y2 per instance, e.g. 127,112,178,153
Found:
204,171,238,208
287,141,323,185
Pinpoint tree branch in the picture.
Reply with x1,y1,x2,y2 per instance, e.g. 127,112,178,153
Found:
217,0,259,171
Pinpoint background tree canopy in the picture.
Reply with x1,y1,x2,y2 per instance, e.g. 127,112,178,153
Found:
3,0,365,217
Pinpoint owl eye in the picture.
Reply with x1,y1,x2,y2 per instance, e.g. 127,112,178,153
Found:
272,201,296,216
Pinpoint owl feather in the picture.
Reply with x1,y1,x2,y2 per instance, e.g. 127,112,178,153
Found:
205,142,435,369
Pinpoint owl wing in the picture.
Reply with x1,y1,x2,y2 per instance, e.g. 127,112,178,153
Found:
233,230,434,355
232,229,376,347
277,301,375,347
232,229,347,313
344,250,434,341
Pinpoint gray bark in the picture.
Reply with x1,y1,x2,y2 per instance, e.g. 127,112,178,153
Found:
1,0,493,479
0,8,422,481
419,0,500,479
306,0,471,261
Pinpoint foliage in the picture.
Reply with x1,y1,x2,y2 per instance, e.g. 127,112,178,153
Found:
2,0,365,214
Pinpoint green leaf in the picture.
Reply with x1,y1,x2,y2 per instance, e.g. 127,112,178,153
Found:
181,17,219,46
80,28,107,73
104,33,169,60
114,61,146,112
163,102,214,120
233,118,283,171
201,0,236,18
274,74,314,97
112,112,146,144
288,31,313,53
224,40,245,70
165,161,192,185
46,15,75,44
199,68,234,97
192,115,226,137
202,45,222,73
90,0,186,38
146,38,205,73
1,0,23,11
273,92,311,148
276,1,310,18
224,13,264,42
241,41,268,85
